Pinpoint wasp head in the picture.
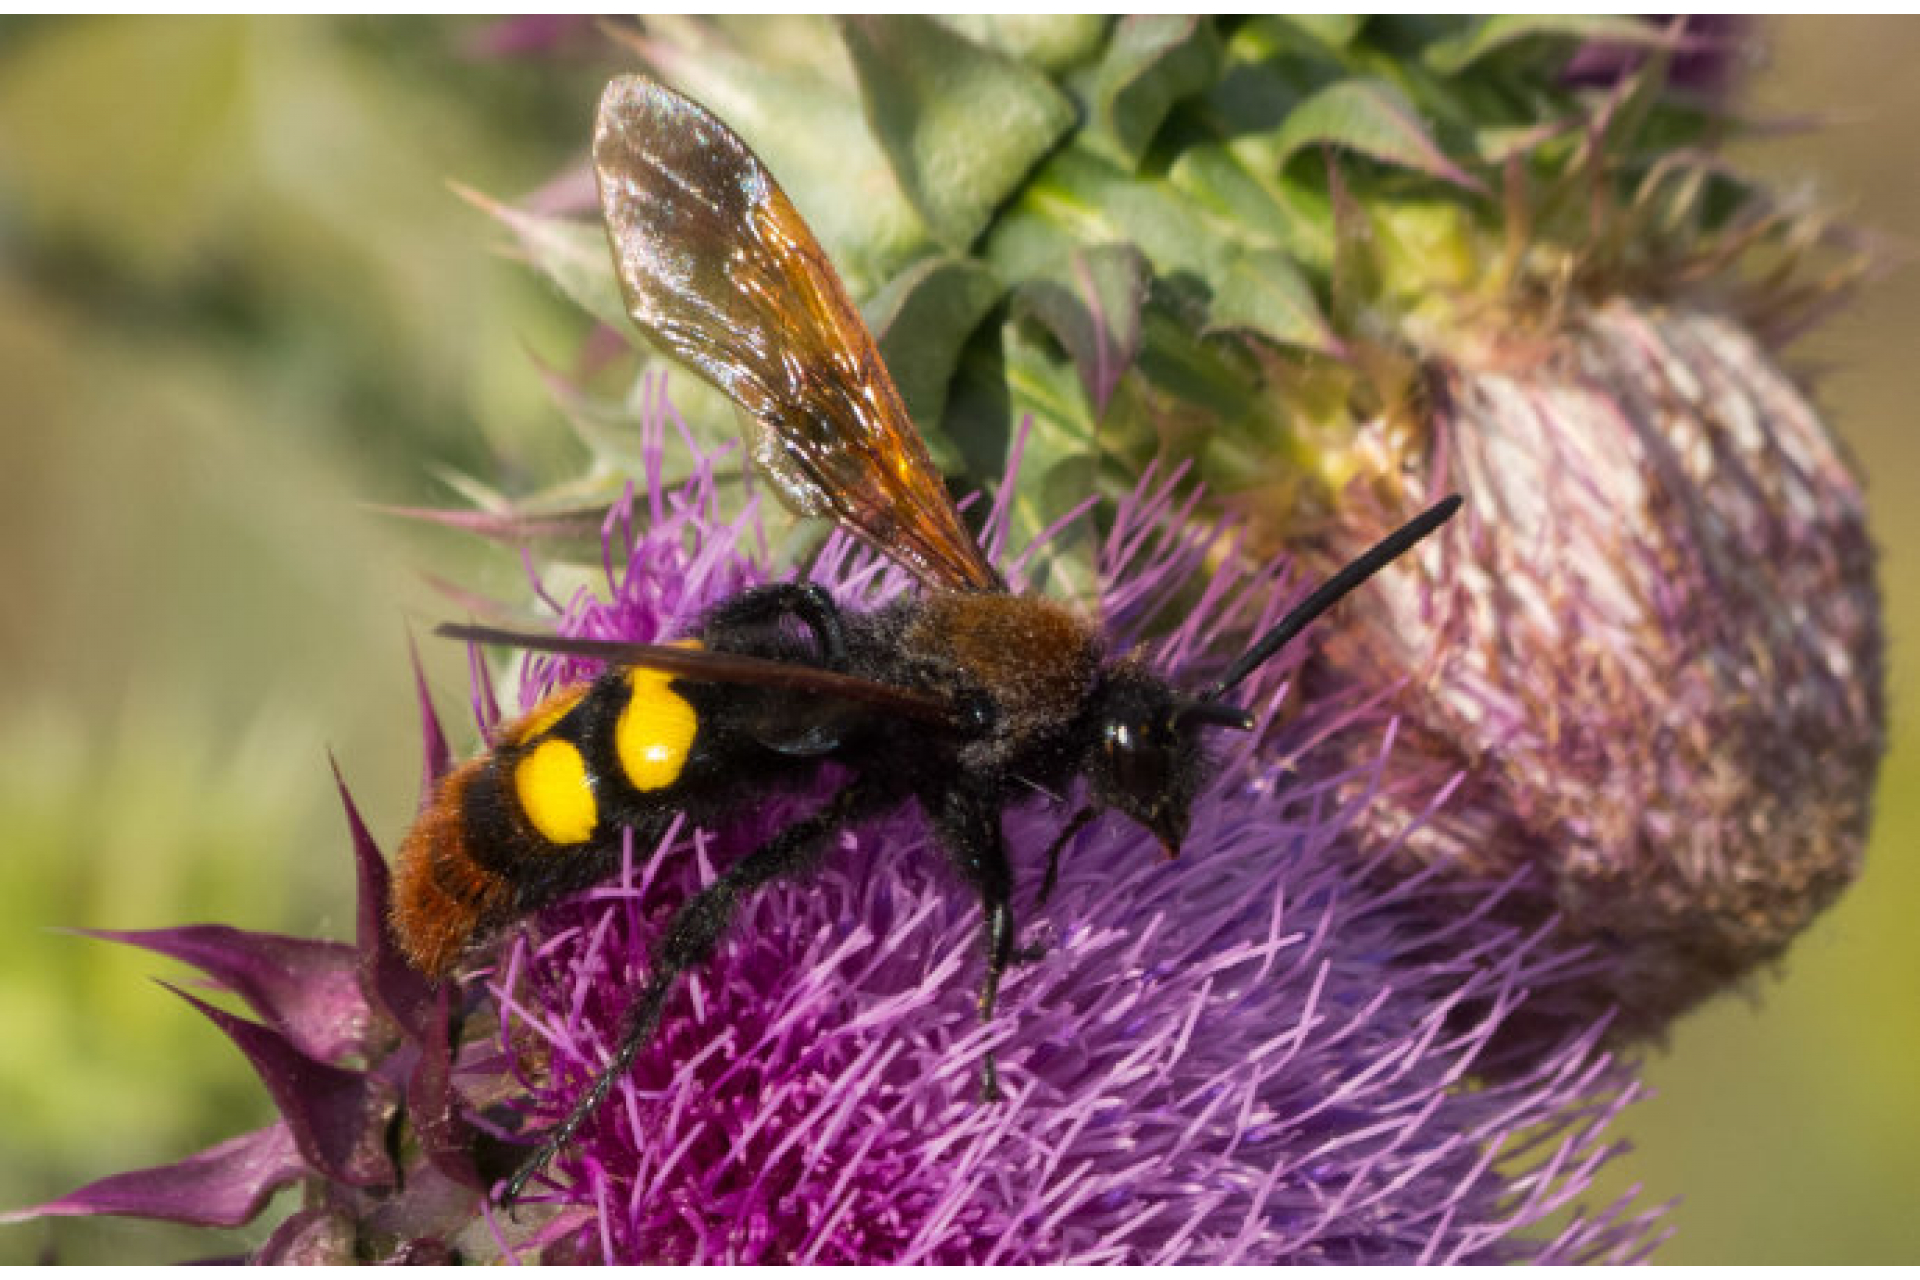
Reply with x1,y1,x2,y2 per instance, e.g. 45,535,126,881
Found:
1085,666,1252,858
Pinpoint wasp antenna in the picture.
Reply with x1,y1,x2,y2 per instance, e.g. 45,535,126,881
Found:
437,621,517,646
1203,494,1462,701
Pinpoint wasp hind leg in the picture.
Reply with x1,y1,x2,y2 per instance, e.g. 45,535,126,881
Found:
703,581,847,667
500,779,887,1206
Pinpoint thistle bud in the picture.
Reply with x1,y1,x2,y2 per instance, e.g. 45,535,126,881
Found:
1310,300,1884,1033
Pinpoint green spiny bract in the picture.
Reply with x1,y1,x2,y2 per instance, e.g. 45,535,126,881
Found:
483,17,1882,1043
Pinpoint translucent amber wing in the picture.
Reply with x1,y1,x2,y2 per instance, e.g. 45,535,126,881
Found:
593,76,999,593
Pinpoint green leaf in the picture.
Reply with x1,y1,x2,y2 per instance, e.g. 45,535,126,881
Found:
991,147,1217,286
865,256,1006,446
957,326,1107,602
454,187,628,333
1423,15,1673,76
1324,158,1377,328
1013,245,1151,415
1471,118,1582,167
935,15,1111,73
1169,141,1334,270
840,16,1077,251
1272,78,1488,194
1369,200,1485,302
1271,15,1367,52
1133,306,1260,426
1091,16,1222,169
1208,249,1345,358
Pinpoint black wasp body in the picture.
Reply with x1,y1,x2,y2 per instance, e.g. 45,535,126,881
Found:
397,584,1193,1125
398,584,1129,970
391,75,1460,1203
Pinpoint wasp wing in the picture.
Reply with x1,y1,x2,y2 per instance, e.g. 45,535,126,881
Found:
592,75,1000,595
437,622,959,728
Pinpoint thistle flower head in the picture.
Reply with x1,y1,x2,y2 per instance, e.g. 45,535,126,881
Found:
7,393,1666,1262
479,19,1886,1037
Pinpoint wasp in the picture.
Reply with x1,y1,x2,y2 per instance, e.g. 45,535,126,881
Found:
392,75,1461,1203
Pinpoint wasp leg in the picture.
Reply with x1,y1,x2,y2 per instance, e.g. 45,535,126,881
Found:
500,780,887,1205
704,581,846,667
1007,804,1101,968
1034,804,1099,912
929,787,1019,1103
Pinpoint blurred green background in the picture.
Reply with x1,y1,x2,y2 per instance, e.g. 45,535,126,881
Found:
0,17,1913,1263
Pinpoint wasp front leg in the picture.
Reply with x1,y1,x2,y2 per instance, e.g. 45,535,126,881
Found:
1035,804,1099,912
927,786,1020,1103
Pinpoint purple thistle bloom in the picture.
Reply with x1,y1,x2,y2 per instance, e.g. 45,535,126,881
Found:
466,391,1663,1262
1560,17,1753,102
4,384,1666,1263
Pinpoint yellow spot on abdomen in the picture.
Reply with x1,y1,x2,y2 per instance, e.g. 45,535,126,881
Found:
514,738,598,845
616,665,698,792
504,682,591,747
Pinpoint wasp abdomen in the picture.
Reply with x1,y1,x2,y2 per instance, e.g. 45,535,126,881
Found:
392,663,707,978
391,755,514,978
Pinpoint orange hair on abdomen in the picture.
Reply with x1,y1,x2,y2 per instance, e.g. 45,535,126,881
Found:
391,758,512,979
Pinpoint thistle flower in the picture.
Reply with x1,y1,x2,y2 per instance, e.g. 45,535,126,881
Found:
485,16,1885,1039
5,399,1666,1262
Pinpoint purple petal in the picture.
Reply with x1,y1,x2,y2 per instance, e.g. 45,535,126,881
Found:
76,925,368,1065
409,633,454,799
0,1124,302,1229
1561,16,1749,100
252,1205,356,1263
331,758,434,1040
385,1236,458,1264
162,982,397,1190
406,984,486,1190
460,14,597,61
375,501,609,545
